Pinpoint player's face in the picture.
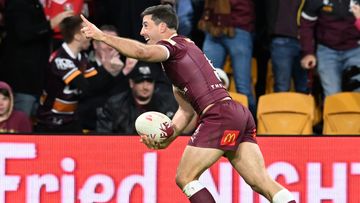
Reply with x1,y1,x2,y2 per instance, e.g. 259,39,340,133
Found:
140,15,161,44
131,79,155,102
0,94,10,116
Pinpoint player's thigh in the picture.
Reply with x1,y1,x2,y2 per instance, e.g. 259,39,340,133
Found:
226,142,270,186
176,145,224,183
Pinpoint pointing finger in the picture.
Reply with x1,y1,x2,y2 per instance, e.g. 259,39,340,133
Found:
80,14,90,25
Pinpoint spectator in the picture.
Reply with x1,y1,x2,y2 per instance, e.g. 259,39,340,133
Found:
96,61,178,134
78,24,132,132
342,64,360,91
300,0,360,96
176,0,194,37
351,3,360,30
43,0,88,50
0,0,73,117
266,0,309,93
36,15,122,133
0,81,32,133
253,0,270,101
198,0,256,116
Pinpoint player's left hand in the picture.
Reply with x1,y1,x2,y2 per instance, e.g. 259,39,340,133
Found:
140,134,174,150
80,14,105,41
140,135,160,149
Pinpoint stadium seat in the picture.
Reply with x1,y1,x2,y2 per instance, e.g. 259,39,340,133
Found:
323,92,360,135
257,92,315,135
229,92,248,107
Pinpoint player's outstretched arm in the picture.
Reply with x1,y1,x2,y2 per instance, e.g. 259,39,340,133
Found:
80,15,168,62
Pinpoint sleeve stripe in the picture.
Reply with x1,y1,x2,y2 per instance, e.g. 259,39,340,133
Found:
162,38,176,45
83,68,98,78
63,69,81,85
52,98,78,114
301,12,318,21
160,45,170,60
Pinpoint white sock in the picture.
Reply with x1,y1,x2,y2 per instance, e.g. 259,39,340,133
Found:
182,180,205,198
272,189,295,203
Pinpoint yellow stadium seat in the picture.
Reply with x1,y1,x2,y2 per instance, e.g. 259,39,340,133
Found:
229,92,248,107
257,92,315,135
323,92,360,135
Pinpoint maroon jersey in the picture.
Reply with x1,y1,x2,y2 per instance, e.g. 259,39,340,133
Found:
157,35,229,114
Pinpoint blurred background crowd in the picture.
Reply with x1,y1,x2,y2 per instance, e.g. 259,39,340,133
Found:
0,0,359,135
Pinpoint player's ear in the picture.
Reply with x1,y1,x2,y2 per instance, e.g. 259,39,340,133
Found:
159,22,167,33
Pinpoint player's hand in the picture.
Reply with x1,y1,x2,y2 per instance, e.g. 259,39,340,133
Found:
80,14,105,41
140,135,161,149
139,131,176,150
301,54,317,69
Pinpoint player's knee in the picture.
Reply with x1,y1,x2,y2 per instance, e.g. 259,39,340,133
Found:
175,172,195,189
175,173,187,188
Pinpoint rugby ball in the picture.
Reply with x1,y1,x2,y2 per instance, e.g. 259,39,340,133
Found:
135,111,174,142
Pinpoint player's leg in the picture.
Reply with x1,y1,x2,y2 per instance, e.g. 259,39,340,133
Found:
226,142,296,203
176,145,224,203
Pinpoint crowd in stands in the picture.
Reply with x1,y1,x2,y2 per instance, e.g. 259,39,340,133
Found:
0,0,359,134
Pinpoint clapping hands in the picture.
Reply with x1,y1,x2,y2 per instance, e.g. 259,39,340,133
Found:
100,48,124,76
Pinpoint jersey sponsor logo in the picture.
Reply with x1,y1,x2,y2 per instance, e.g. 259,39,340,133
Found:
210,83,225,89
63,86,79,95
51,117,64,125
220,130,240,146
55,58,77,70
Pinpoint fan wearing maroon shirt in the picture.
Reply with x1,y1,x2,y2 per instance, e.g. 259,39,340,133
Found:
80,5,296,203
0,81,32,133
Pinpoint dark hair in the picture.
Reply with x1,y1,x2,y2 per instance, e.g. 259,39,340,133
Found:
0,88,10,98
99,24,118,34
141,4,178,30
59,15,84,43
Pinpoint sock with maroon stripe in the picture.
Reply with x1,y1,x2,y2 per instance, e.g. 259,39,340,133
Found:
189,188,216,203
183,180,216,203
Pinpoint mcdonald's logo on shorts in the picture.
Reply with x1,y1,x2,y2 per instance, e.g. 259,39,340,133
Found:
220,130,240,146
